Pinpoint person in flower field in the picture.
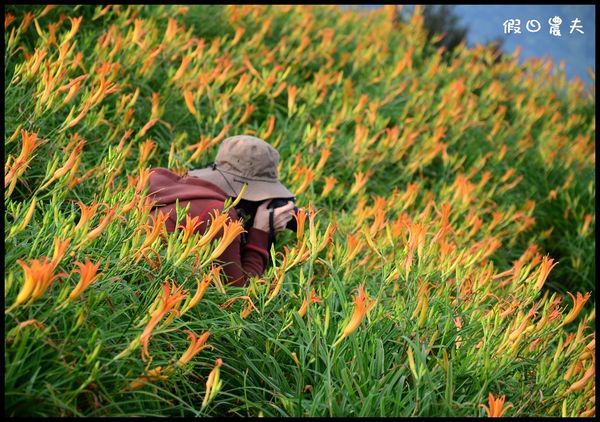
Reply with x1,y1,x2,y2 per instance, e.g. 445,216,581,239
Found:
147,135,297,286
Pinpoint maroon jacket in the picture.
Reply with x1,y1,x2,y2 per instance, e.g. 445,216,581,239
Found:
147,167,270,287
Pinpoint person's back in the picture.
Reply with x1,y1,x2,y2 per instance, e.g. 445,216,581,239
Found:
147,135,296,287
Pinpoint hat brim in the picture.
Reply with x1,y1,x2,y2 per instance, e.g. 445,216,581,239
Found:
189,167,294,202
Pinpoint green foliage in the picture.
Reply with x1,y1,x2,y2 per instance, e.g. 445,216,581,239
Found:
4,5,595,417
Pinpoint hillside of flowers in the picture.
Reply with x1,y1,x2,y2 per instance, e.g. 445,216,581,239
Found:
4,5,595,417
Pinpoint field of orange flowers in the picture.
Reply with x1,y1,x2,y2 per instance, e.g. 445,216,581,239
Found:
4,5,595,417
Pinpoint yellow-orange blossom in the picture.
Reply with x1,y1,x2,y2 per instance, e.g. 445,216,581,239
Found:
333,283,376,346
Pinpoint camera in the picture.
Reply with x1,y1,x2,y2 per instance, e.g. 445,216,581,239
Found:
267,197,298,232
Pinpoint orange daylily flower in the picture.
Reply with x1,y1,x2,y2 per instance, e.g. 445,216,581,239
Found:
140,281,188,361
10,257,67,310
563,292,591,325
341,233,364,266
75,201,100,231
506,304,538,344
390,214,407,240
231,26,245,45
186,135,212,163
579,213,593,236
353,94,369,115
178,214,203,243
67,257,101,302
243,55,260,77
139,119,159,138
287,85,298,115
39,139,85,190
534,255,558,290
177,330,210,366
139,44,164,75
317,222,337,253
480,393,513,417
291,351,300,367
265,254,289,304
183,90,197,116
115,128,134,153
208,219,246,261
240,297,260,319
81,206,117,244
287,241,311,270
20,11,34,32
133,167,153,194
27,48,47,77
232,72,250,95
119,193,141,216
134,195,158,221
261,115,276,139
173,214,208,266
181,274,211,314
50,237,71,272
221,295,259,319
71,51,85,72
349,171,371,195
207,124,232,149
17,319,46,331
403,222,427,278
400,182,420,208
87,73,119,106
487,211,504,232
5,130,47,194
57,74,88,93
62,16,83,45
139,210,170,250
566,358,594,393
238,104,256,126
148,92,161,120
5,13,16,29
128,366,171,390
45,21,58,44
333,283,376,346
322,176,337,197
195,210,229,249
580,338,595,361
293,207,307,242
499,175,524,194
298,288,321,318
64,98,92,129
352,125,368,154
138,138,156,164
272,81,287,98
164,18,178,42
315,148,331,173
453,174,476,205
172,55,192,82
534,296,562,331
202,358,224,408
62,80,83,104
295,169,314,195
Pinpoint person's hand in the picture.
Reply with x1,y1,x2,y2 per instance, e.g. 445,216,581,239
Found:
253,200,296,234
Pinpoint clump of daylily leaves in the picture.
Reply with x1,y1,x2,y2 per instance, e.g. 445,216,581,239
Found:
4,4,595,417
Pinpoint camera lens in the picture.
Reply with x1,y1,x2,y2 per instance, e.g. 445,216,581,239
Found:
267,198,298,232
286,206,299,231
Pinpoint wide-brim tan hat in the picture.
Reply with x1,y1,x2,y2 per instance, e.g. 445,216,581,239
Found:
188,134,294,202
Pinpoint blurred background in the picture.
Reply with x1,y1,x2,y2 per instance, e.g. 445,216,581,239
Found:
343,5,596,88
